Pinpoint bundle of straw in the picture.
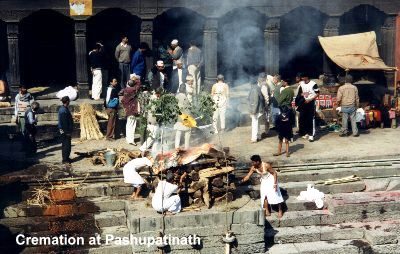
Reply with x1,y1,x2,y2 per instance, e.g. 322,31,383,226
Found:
79,103,104,140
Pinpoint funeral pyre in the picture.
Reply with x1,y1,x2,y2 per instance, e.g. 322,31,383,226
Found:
82,144,236,208
149,143,236,208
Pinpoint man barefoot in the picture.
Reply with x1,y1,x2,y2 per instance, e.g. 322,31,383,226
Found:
241,155,284,218
123,153,153,199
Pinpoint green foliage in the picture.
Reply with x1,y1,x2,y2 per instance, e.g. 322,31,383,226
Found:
150,92,180,125
191,92,216,126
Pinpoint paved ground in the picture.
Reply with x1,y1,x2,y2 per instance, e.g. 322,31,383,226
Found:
0,124,399,173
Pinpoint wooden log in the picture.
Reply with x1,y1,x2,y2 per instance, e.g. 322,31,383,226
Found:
214,192,233,203
199,166,234,178
211,177,224,188
193,190,202,199
211,186,235,194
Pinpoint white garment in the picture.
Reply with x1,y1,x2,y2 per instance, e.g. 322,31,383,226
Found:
56,86,78,101
299,80,318,100
260,171,284,207
250,113,262,142
105,87,112,104
123,157,152,187
91,69,102,100
185,83,194,104
139,124,160,152
297,184,325,209
126,116,137,144
178,69,183,86
160,72,165,89
188,65,201,95
152,180,181,213
212,106,226,133
175,129,191,149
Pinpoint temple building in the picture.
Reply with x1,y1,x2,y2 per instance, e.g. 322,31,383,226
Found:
0,0,399,98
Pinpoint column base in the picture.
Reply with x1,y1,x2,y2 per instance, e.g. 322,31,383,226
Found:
203,77,217,93
384,71,395,94
77,82,90,99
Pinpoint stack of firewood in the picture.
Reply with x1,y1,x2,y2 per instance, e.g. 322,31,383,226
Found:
79,103,104,140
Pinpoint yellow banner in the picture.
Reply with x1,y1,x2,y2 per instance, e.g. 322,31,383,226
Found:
69,0,92,16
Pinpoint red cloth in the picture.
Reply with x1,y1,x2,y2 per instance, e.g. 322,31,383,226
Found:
121,80,141,116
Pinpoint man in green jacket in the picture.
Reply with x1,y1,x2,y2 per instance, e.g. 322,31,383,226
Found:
277,79,295,130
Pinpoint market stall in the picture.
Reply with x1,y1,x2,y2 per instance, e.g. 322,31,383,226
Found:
318,31,398,128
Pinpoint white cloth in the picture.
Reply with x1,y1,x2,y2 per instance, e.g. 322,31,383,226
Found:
185,83,194,104
139,124,160,152
178,69,183,86
356,108,365,122
296,184,325,209
123,157,152,187
152,180,181,213
91,69,102,100
188,65,201,95
250,113,262,142
126,116,137,144
56,86,78,101
260,172,284,207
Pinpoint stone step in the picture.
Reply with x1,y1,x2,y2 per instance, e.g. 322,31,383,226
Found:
267,239,365,254
94,211,127,228
239,179,366,196
3,197,126,218
17,243,132,254
100,225,130,240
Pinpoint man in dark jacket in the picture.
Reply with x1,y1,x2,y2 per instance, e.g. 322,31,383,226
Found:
24,101,40,156
58,96,74,164
148,60,167,91
131,42,148,83
121,75,141,145
170,60,187,93
248,81,265,143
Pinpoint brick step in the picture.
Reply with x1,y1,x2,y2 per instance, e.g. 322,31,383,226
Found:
239,179,366,196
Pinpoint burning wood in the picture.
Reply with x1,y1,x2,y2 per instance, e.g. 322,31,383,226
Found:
152,144,237,208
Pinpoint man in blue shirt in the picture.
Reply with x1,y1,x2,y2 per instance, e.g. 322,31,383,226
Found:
58,96,74,164
131,42,148,83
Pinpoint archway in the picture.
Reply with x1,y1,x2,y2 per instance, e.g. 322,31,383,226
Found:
87,8,141,83
218,8,266,85
153,7,205,59
279,7,328,79
0,20,8,80
20,10,75,87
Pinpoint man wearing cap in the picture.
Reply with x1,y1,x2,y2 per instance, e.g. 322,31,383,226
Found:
115,36,132,89
211,74,229,134
168,39,183,70
296,73,319,142
58,96,74,164
131,42,148,83
170,59,188,94
148,60,167,91
121,75,141,145
184,75,195,104
187,40,203,95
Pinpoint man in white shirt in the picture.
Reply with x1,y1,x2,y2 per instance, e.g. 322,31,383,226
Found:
295,73,319,142
152,172,181,214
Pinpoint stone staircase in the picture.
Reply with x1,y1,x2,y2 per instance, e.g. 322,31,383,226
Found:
0,158,399,253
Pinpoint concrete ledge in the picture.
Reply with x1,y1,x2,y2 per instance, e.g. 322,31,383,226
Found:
94,211,127,228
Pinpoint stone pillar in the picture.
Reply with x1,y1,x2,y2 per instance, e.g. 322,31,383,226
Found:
322,17,340,75
74,20,89,99
396,14,400,83
7,22,20,97
381,16,397,92
264,18,280,75
203,19,218,92
140,19,153,80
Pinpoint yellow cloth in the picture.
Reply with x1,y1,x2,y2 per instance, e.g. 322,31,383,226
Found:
180,114,197,128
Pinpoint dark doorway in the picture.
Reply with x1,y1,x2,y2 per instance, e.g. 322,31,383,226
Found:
154,7,205,60
280,7,328,79
340,5,387,87
218,8,266,85
339,5,386,42
20,10,75,88
0,20,8,80
87,8,140,83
